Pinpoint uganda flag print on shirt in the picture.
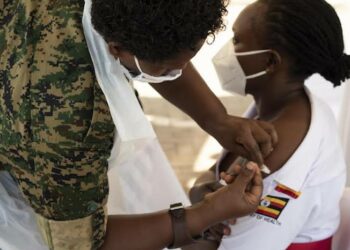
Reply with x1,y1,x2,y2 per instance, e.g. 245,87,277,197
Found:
256,195,289,220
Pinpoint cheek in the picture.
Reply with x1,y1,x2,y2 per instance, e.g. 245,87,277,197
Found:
238,55,267,77
238,57,268,94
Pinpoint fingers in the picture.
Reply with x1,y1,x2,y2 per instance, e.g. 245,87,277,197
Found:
249,163,263,199
219,164,241,184
207,223,231,241
231,162,258,193
236,131,264,166
223,225,231,235
220,172,233,184
250,122,274,159
253,121,277,158
213,223,231,236
227,218,237,225
235,119,278,166
257,120,278,146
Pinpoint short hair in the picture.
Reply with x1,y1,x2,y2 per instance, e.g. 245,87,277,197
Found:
91,0,228,62
259,0,350,87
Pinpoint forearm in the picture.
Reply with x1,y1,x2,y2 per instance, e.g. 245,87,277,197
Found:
102,211,172,250
150,63,227,132
101,164,262,249
102,203,213,250
151,63,277,165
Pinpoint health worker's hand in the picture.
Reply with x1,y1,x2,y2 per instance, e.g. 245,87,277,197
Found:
206,115,278,166
204,162,263,223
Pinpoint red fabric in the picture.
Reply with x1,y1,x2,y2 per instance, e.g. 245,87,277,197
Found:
287,237,332,250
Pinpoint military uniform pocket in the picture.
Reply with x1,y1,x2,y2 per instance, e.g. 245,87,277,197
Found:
36,205,107,250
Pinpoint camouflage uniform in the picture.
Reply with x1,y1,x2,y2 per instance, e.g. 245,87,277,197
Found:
0,0,115,249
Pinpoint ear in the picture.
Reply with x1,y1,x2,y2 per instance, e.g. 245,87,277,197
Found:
266,50,282,73
108,42,123,59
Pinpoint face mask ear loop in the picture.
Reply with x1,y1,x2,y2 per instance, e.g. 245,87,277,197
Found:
235,50,271,80
234,49,271,57
246,70,268,79
134,56,144,74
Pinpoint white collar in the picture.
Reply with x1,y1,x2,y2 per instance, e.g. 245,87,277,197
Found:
82,0,156,143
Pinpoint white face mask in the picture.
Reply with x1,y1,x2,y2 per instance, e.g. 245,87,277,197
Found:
212,40,271,96
117,56,182,83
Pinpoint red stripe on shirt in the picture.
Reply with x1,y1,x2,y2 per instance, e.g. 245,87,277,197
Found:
275,186,300,199
256,209,279,219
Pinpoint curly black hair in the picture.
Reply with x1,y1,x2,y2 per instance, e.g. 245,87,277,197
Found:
258,0,350,87
91,0,228,62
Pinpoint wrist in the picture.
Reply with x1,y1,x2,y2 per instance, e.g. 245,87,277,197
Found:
168,202,209,249
185,199,215,236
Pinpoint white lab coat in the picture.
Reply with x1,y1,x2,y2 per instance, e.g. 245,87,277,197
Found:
108,138,189,215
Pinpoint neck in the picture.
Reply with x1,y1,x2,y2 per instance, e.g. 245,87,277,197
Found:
253,81,305,121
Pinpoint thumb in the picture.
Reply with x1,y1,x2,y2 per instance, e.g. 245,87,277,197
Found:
232,162,257,192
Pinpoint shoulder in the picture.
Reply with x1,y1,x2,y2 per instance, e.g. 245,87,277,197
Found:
264,95,311,174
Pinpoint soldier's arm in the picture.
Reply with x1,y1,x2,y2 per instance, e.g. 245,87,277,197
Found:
101,164,263,250
101,205,207,250
150,63,277,166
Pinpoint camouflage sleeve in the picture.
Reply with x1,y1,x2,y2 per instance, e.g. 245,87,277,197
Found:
0,1,115,249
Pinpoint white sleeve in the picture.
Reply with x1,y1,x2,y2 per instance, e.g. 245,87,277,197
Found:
218,186,321,250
